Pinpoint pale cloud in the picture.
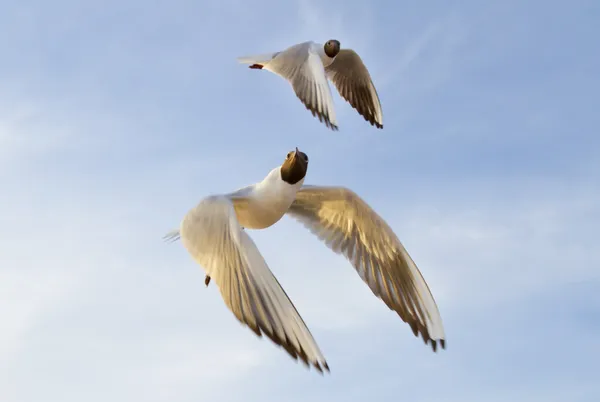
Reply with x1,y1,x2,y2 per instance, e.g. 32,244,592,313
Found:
295,0,375,51
377,13,467,107
0,98,72,167
0,270,82,368
399,184,600,310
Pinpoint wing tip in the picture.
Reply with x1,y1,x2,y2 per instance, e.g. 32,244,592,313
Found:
366,116,383,129
285,348,330,374
406,316,446,353
302,103,339,131
428,338,446,353
255,325,330,374
308,359,330,374
296,351,330,374
421,331,447,354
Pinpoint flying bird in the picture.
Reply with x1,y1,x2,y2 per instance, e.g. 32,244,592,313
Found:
237,40,384,131
164,148,444,373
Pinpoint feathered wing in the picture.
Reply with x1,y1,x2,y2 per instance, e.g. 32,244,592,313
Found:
325,49,383,129
286,186,445,351
173,195,329,372
264,41,338,130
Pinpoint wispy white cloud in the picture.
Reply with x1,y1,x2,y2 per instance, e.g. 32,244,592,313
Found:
379,13,466,89
0,98,74,167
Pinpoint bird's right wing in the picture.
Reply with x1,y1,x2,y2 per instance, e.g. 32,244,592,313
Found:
177,195,329,372
325,49,383,129
266,41,338,130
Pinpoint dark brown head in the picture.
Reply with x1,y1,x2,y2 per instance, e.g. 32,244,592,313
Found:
280,147,309,185
324,39,341,58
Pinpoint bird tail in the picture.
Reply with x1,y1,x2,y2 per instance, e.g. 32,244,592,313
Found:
163,229,181,243
236,51,279,65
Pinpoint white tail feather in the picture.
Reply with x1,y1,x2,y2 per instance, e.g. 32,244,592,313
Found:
163,229,181,243
236,52,279,65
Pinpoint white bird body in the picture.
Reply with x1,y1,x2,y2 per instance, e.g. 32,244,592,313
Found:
229,167,305,230
165,149,445,373
238,39,384,130
238,41,336,71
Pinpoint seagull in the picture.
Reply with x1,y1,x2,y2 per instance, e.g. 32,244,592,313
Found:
164,148,445,373
237,40,384,131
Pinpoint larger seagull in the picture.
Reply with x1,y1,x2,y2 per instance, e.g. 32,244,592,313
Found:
237,40,384,131
164,148,445,372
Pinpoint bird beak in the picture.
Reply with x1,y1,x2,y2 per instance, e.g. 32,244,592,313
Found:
293,147,305,166
290,147,298,162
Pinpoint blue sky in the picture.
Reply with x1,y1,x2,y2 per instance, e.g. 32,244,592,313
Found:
1,0,599,401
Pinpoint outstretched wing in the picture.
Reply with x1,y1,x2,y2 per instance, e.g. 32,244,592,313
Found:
325,49,383,129
287,186,445,351
265,41,339,130
173,195,329,371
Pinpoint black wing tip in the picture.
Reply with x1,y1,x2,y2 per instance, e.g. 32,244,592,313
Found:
428,338,446,353
289,351,330,374
367,118,383,129
343,99,382,129
310,360,331,374
316,112,338,131
301,101,339,131
252,325,330,374
406,319,445,353
420,332,446,353
295,353,330,374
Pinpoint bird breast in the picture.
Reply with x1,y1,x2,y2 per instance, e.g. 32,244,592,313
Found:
232,168,302,230
234,195,293,230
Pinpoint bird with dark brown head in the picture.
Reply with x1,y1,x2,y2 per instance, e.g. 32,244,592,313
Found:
280,147,309,185
323,39,341,58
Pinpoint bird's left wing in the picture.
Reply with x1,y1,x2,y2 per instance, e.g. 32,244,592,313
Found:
286,186,445,351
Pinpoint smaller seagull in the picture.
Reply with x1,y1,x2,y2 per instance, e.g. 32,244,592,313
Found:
165,148,445,373
237,40,383,131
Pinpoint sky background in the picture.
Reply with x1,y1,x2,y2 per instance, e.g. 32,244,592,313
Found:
1,0,599,401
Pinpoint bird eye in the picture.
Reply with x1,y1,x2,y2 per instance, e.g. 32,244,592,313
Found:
303,154,309,162
286,152,292,159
